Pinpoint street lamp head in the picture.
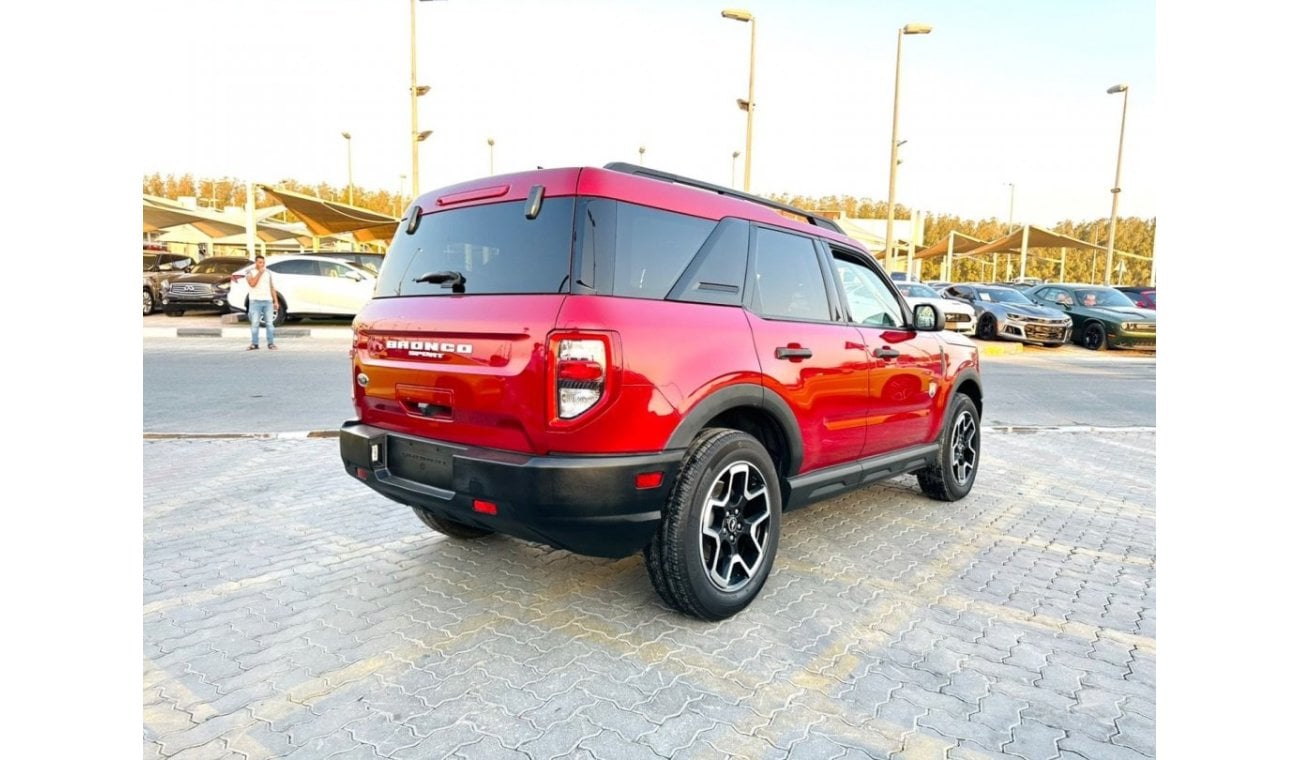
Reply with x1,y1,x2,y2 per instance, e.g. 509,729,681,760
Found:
487,137,494,146
416,130,432,142
341,131,351,140
721,8,753,22
1107,83,1128,94
414,85,431,96
902,23,932,34
732,150,740,159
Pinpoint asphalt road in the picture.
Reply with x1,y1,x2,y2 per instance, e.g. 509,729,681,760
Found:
142,331,1155,435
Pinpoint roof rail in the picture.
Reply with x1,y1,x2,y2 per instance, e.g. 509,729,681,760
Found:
603,162,844,234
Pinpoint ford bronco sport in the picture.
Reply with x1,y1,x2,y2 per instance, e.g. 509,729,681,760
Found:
339,163,982,619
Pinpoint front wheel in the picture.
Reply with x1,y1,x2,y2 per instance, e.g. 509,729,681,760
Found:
917,393,980,501
644,428,781,621
411,507,493,539
977,314,998,341
1082,322,1108,351
143,290,154,316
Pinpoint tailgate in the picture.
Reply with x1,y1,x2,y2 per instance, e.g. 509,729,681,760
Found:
353,295,566,454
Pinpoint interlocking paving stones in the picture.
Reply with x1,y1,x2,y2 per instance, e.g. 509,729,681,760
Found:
145,429,1155,758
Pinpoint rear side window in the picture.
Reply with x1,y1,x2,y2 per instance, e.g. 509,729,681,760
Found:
377,198,576,297
577,199,715,300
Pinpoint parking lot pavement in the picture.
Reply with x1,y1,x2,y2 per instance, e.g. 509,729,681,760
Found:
144,429,1154,760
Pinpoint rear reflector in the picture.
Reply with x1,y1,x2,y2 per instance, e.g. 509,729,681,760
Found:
355,467,369,480
635,472,663,490
472,499,498,515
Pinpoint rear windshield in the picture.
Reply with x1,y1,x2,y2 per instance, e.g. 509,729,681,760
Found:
376,198,576,297
192,259,250,275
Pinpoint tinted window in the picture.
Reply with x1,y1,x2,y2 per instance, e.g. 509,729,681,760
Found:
320,261,359,279
976,287,1032,304
832,252,904,328
378,198,575,297
898,282,939,298
751,228,830,321
270,259,320,276
578,199,716,300
191,259,251,275
667,218,749,306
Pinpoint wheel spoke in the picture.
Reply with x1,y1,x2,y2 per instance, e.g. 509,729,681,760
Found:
699,458,771,592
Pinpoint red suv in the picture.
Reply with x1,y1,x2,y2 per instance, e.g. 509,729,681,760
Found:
339,163,982,619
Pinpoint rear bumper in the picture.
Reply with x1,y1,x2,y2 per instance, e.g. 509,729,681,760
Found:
339,421,682,558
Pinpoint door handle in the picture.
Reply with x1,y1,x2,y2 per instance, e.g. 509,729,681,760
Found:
873,347,900,359
775,346,813,360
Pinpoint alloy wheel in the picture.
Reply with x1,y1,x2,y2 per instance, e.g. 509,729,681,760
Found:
699,461,772,592
950,410,978,486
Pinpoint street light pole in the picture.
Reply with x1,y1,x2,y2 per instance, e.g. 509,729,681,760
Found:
884,23,931,273
731,150,740,188
639,145,645,165
1104,83,1129,286
342,131,353,206
397,174,407,215
722,9,755,192
410,0,442,197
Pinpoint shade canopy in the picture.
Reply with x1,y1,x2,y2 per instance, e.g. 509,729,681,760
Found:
960,225,1107,259
143,196,249,238
257,185,399,244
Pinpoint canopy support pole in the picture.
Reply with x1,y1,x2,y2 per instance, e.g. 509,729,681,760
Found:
1019,225,1029,279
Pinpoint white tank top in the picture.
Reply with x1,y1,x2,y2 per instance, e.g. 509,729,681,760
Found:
249,269,273,300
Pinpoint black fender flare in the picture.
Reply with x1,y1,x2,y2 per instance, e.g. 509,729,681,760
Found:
945,367,983,420
665,383,804,477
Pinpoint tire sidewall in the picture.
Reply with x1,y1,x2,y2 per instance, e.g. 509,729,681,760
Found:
675,434,782,619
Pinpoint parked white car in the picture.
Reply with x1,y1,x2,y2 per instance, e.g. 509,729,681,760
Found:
896,281,977,334
228,254,376,325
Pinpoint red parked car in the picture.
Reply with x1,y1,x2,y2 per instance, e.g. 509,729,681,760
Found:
339,163,983,619
1116,286,1156,309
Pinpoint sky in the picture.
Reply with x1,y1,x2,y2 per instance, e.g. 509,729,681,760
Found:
137,0,1154,226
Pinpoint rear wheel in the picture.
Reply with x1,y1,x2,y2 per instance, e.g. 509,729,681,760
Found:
644,428,781,621
143,290,154,316
917,393,980,501
1082,322,1109,351
411,507,493,539
272,295,287,326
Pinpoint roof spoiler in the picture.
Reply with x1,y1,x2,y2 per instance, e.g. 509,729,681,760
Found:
603,162,845,234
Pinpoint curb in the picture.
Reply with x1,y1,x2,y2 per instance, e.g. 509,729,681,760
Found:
143,327,353,339
975,341,1024,356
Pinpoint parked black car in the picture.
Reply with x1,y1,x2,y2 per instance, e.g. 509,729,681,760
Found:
942,283,1072,346
160,256,254,316
143,252,194,316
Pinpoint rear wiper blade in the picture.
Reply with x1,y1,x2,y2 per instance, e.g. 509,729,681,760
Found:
415,271,466,292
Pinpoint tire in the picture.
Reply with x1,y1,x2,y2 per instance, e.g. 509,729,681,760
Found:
143,289,154,316
411,506,493,538
977,314,998,341
166,309,184,318
1082,322,1109,351
917,393,980,501
1041,342,1062,349
644,428,781,621
272,295,287,327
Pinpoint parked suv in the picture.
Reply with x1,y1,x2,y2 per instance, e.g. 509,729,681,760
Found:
143,252,194,315
339,164,983,619
160,256,254,316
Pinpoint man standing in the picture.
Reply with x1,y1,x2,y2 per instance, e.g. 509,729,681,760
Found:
246,255,279,350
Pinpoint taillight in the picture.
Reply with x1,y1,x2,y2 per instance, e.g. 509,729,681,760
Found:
553,337,608,420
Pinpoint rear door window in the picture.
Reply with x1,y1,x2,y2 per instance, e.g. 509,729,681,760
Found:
378,198,576,297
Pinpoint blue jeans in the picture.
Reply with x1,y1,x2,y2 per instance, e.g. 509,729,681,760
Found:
249,299,275,346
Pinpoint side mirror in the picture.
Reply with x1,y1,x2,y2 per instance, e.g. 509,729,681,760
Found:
913,303,943,332
346,271,363,281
